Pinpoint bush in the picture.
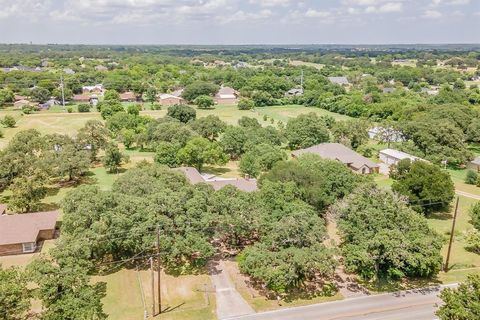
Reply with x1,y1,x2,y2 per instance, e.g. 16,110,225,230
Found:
464,229,480,254
470,202,480,230
1,115,16,128
22,105,35,114
77,104,90,113
465,170,479,185
237,98,255,110
194,95,215,109
357,144,374,158
67,107,73,113
0,129,3,138
151,103,161,111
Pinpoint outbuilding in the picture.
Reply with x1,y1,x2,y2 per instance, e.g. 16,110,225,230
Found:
379,149,423,166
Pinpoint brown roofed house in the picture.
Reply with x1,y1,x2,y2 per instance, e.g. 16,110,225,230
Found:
159,94,186,106
292,143,379,174
214,86,239,105
119,91,137,102
0,211,58,256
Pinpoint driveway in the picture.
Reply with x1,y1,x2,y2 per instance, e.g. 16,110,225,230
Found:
208,259,255,320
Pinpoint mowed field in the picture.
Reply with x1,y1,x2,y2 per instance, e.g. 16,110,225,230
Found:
0,104,350,148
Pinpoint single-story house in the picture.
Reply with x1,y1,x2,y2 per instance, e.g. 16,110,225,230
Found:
291,143,379,174
286,88,304,97
0,211,58,256
119,91,137,102
13,99,32,109
73,94,91,103
159,94,186,106
467,157,480,172
214,86,239,105
82,84,104,94
379,149,423,166
175,167,258,192
328,76,350,86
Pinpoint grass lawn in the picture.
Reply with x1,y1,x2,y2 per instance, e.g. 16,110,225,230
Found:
93,269,215,320
0,110,101,148
427,195,480,282
223,260,342,313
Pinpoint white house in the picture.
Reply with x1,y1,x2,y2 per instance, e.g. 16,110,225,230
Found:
379,149,423,166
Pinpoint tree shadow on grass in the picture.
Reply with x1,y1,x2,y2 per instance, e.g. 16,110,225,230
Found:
357,276,443,293
427,212,453,221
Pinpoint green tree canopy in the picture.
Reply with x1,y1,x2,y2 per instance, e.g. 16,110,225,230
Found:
286,113,330,149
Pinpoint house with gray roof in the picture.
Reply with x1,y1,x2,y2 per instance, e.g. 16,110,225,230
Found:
175,167,258,192
328,76,350,86
291,143,379,174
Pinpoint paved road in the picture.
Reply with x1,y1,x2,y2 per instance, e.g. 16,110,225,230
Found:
209,260,255,320
228,284,457,320
456,190,480,200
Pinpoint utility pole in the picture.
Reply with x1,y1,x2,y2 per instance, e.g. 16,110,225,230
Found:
60,76,65,108
445,196,460,272
150,257,156,316
156,226,161,315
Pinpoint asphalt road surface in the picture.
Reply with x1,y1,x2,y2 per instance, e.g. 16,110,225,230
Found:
228,284,457,320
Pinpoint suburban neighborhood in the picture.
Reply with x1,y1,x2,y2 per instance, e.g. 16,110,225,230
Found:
1,1,480,320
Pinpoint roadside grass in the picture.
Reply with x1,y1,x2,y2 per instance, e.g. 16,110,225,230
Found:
92,269,215,320
223,260,343,313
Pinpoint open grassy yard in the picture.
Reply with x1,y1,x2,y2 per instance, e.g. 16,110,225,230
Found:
0,110,101,148
92,269,215,320
427,195,480,282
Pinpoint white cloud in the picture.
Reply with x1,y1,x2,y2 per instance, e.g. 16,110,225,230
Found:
423,9,443,18
249,0,291,7
364,2,403,13
305,9,331,18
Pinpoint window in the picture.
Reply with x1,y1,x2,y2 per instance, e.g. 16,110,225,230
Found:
22,242,36,253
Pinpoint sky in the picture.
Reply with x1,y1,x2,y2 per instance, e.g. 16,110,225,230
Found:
0,0,479,44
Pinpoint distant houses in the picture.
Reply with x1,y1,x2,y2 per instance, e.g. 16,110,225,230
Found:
0,210,59,256
379,149,424,166
159,93,186,106
214,86,239,105
286,88,304,97
291,143,379,174
119,91,137,102
94,65,108,71
176,167,258,192
82,84,104,94
328,76,350,86
383,87,396,94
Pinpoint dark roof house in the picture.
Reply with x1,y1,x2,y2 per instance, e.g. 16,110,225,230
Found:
292,143,379,174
